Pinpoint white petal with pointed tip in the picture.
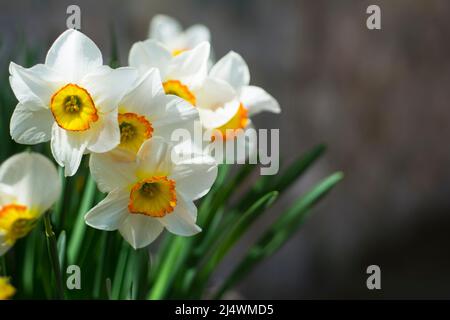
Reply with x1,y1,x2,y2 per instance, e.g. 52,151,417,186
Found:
86,110,120,154
195,77,236,111
82,67,138,114
136,138,173,175
184,25,211,48
89,153,137,193
210,51,250,90
171,157,217,201
167,42,210,88
10,102,54,145
120,68,165,117
159,194,200,236
129,40,172,76
51,124,89,177
119,214,165,249
45,29,103,82
240,86,281,116
149,14,182,43
9,62,62,107
85,188,128,231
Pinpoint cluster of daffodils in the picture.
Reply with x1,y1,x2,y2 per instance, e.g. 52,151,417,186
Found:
3,15,280,257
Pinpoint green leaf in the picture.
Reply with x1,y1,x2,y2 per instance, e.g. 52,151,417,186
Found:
148,237,187,300
67,173,97,265
57,230,66,268
237,144,326,210
111,240,130,300
214,172,343,299
191,191,279,297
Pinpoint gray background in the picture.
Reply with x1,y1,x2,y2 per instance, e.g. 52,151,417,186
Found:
1,0,450,298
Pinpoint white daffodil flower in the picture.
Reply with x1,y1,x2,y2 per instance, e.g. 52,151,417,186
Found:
9,29,137,176
0,152,61,256
129,40,210,108
149,14,210,56
106,67,198,161
85,137,217,249
196,51,281,162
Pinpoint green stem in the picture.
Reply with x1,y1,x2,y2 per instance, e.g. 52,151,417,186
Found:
43,212,65,299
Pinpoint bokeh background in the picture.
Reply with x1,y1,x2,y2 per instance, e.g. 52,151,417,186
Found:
1,0,450,299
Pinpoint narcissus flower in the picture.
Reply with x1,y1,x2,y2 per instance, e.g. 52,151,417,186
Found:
0,152,61,256
197,51,281,160
0,277,15,300
85,137,217,249
149,14,210,56
110,68,198,159
129,40,210,107
9,29,137,176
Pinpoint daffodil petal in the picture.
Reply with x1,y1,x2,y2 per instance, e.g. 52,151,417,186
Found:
10,102,54,144
120,68,165,117
159,193,201,236
85,188,128,231
240,86,281,116
0,184,15,207
45,29,103,82
184,25,211,47
89,153,137,193
9,62,61,107
118,214,164,249
210,51,250,90
129,39,172,76
171,157,217,201
82,67,138,114
149,14,183,44
136,137,173,176
152,95,198,135
167,42,210,88
195,77,236,111
87,111,120,153
51,123,89,177
0,152,61,214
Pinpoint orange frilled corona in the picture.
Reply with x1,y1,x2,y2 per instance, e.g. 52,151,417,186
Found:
118,112,154,154
0,204,36,245
212,103,249,141
50,84,98,131
128,176,177,218
163,80,196,106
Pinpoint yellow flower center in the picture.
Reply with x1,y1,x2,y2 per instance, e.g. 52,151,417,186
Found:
118,113,153,154
163,80,196,106
212,103,249,141
171,48,187,56
50,84,99,131
128,176,177,218
0,204,36,245
0,277,15,300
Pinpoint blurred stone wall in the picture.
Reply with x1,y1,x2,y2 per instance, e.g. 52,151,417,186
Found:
2,0,450,298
